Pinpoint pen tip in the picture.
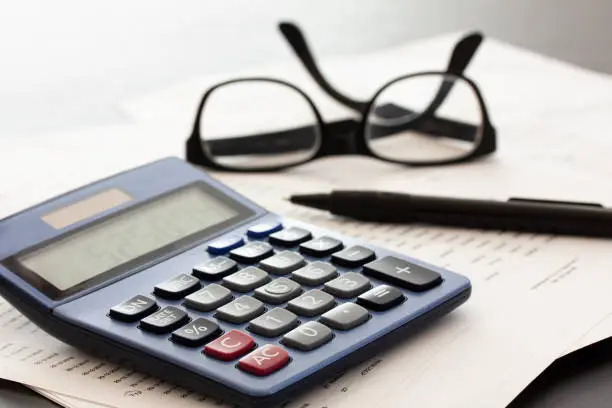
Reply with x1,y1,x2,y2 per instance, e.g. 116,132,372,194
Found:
288,193,331,211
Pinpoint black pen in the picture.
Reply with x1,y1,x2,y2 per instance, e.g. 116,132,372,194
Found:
289,191,612,238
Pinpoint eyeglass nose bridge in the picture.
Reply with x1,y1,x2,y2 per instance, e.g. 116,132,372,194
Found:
319,119,362,156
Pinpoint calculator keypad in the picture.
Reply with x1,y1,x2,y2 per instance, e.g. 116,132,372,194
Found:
108,223,449,377
357,285,405,311
291,261,337,286
282,321,333,351
140,306,189,334
183,284,233,312
172,318,221,347
153,274,201,300
254,278,303,304
287,289,335,317
323,272,371,298
362,256,443,292
268,227,312,247
222,267,270,292
299,236,343,257
320,303,369,330
109,295,157,322
259,251,306,275
238,345,290,376
215,296,265,324
192,257,238,280
248,308,298,337
204,330,254,361
229,242,274,264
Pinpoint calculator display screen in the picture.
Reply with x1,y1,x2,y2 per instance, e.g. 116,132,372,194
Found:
12,184,251,298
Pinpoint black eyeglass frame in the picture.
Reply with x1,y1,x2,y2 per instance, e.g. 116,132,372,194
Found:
186,22,496,172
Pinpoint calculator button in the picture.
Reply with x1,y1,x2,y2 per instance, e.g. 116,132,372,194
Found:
287,289,335,317
171,318,221,347
323,272,371,298
247,222,283,238
291,261,338,286
230,242,274,264
153,274,201,300
109,295,157,322
238,345,290,376
268,227,312,247
204,330,254,361
183,284,233,312
192,257,238,280
357,285,405,311
282,321,333,351
331,246,376,268
222,267,270,292
259,251,306,275
320,303,369,330
299,236,344,257
254,278,303,305
215,296,265,324
247,308,298,337
140,306,189,334
207,235,245,255
362,256,443,292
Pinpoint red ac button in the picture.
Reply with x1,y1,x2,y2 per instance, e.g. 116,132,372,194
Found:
238,345,289,376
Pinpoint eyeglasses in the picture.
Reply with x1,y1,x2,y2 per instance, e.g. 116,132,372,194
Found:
186,22,496,172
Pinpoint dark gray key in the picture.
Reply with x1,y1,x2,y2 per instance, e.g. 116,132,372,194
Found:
331,245,376,268
299,236,343,257
254,278,303,304
323,272,371,298
268,227,312,247
192,256,238,280
320,303,369,330
109,295,157,322
259,251,306,275
140,306,189,334
287,289,335,317
357,285,404,311
291,261,337,286
222,267,270,292
248,308,298,337
183,284,232,312
229,242,274,264
154,274,201,300
171,318,221,347
282,321,333,351
363,256,442,292
215,296,265,324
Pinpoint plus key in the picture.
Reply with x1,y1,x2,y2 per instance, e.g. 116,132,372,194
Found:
362,256,442,292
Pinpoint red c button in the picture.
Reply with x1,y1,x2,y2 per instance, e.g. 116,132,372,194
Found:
203,330,254,361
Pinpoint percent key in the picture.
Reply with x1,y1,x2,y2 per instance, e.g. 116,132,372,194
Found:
171,318,221,347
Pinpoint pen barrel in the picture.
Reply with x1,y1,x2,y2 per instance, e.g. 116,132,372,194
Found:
330,191,612,238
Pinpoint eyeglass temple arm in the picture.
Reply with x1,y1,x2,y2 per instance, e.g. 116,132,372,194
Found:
279,22,483,115
279,22,368,112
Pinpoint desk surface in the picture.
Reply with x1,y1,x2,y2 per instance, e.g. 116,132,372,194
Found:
3,337,612,408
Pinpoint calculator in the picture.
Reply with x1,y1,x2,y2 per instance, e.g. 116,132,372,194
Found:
0,157,470,407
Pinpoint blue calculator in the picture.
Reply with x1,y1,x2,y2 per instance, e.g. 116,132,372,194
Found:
0,157,470,407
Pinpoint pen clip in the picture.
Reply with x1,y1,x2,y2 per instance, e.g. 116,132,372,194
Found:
508,197,604,208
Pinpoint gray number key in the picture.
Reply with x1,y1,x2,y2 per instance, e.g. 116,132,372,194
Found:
291,261,337,286
254,278,302,304
215,296,265,324
222,267,270,292
282,321,333,351
183,284,232,312
248,308,298,337
320,303,369,330
323,272,371,298
259,251,306,275
287,289,335,317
